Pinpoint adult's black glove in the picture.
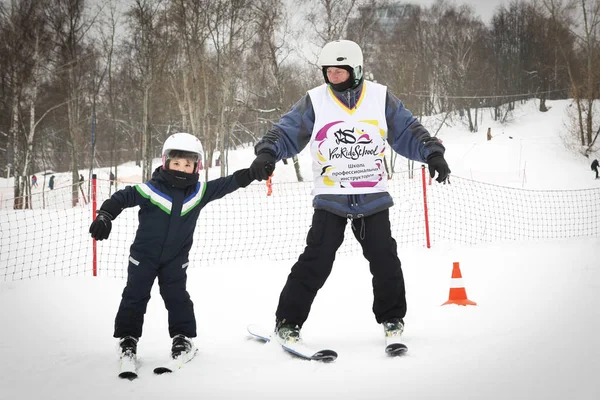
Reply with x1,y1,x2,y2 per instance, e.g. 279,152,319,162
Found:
89,210,113,240
250,151,276,181
427,153,451,183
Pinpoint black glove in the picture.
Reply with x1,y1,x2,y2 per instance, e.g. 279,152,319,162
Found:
89,210,113,240
250,151,276,181
427,153,451,183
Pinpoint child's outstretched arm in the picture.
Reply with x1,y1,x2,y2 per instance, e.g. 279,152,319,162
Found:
233,168,256,189
200,167,258,205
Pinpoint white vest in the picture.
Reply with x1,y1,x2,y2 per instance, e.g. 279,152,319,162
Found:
308,81,388,195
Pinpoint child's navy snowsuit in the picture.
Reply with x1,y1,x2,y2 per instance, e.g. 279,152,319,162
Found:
104,166,244,339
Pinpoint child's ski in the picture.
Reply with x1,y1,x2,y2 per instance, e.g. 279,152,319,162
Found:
118,353,138,380
153,348,197,374
385,335,408,356
247,324,337,362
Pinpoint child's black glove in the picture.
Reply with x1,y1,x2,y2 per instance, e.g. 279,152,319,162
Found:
89,210,113,240
250,151,276,181
427,153,451,183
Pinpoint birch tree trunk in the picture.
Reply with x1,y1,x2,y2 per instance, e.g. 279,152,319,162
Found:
10,84,21,209
20,29,41,209
142,85,152,181
67,67,82,207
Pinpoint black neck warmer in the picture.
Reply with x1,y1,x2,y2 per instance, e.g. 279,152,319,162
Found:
322,66,363,92
330,78,354,92
161,168,199,189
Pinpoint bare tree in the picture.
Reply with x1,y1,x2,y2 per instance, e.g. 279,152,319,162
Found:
427,1,486,131
0,0,37,208
45,0,100,206
167,0,211,144
245,0,309,180
206,0,257,177
0,0,64,208
544,0,599,152
95,0,121,191
302,0,359,44
124,0,168,181
578,0,600,146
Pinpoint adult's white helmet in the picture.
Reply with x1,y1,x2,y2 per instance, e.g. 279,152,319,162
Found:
317,39,364,89
161,132,204,173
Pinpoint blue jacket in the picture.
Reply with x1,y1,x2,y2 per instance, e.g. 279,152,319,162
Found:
102,166,245,263
255,81,445,218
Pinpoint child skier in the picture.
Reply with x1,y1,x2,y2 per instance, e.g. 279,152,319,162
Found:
89,132,261,377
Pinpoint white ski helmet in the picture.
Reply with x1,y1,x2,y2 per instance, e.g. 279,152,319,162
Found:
317,39,364,88
161,132,204,173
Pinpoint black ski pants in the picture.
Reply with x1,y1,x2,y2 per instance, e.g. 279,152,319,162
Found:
275,208,406,327
113,252,196,339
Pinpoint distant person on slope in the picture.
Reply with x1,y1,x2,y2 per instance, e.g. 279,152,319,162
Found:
250,39,450,351
48,175,55,190
591,159,599,179
88,133,260,376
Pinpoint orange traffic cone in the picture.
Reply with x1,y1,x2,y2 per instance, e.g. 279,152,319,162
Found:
442,262,477,306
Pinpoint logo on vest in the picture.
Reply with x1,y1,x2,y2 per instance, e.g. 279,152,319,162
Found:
314,121,386,188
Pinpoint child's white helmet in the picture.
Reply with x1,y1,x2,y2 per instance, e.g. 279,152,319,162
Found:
317,39,363,88
162,133,204,173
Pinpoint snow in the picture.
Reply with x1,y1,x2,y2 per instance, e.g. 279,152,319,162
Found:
0,99,599,400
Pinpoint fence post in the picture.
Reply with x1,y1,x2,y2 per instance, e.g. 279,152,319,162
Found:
92,174,97,277
421,165,431,248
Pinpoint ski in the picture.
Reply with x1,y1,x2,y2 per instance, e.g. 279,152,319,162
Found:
118,353,138,380
385,342,408,356
247,324,337,362
281,341,338,362
385,336,408,356
153,348,198,375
